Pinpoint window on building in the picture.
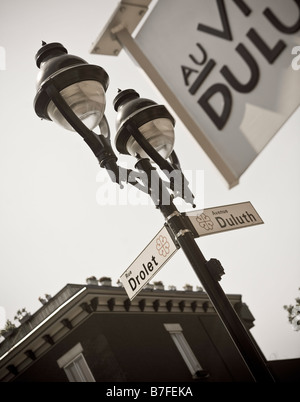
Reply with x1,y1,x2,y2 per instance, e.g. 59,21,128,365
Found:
164,323,209,379
57,343,95,382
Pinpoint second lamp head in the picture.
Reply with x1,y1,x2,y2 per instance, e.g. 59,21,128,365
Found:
113,89,175,160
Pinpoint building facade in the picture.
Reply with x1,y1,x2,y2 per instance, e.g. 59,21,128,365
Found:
0,281,298,382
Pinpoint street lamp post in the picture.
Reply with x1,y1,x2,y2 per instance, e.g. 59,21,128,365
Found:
33,42,275,383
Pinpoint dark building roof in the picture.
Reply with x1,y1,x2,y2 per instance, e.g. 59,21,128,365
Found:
0,281,255,382
0,281,299,382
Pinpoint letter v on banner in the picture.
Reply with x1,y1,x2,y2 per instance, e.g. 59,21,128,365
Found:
197,0,232,40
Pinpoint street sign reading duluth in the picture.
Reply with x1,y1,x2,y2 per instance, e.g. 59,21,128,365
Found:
120,226,178,300
120,201,263,300
186,201,263,238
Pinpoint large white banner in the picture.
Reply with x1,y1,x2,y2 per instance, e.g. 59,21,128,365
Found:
135,0,300,186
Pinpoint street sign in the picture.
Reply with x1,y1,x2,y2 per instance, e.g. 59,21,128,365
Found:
186,201,263,238
120,225,178,300
120,202,263,299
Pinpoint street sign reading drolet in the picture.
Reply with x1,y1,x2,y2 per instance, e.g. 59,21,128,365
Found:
120,226,178,300
186,201,263,238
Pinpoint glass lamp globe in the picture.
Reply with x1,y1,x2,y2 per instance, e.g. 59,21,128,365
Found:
34,42,109,131
113,89,175,160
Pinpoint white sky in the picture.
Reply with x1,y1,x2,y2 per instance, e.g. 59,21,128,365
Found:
0,0,299,362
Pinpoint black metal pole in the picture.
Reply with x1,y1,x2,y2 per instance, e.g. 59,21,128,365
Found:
46,87,275,381
136,158,275,383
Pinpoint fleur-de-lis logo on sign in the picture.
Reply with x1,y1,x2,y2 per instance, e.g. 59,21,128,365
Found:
156,235,170,257
196,213,214,231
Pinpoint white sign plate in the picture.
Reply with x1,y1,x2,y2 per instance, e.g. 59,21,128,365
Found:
135,0,300,186
120,226,178,300
186,201,263,237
